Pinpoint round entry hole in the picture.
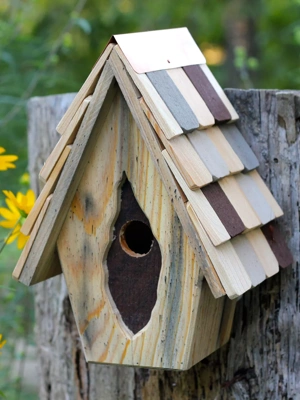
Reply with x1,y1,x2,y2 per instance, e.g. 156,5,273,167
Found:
120,220,154,257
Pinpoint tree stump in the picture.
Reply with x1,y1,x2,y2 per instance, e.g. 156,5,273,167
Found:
27,89,300,399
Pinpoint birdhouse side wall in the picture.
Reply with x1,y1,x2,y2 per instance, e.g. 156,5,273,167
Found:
57,90,235,370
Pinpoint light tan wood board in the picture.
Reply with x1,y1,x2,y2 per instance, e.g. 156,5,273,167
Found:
13,195,53,280
21,145,72,236
139,97,212,189
187,202,252,298
57,91,232,370
245,229,279,277
115,45,183,140
188,282,237,368
39,96,91,184
56,43,114,135
166,68,214,128
205,126,244,174
18,62,118,286
200,64,239,122
109,48,225,298
162,149,230,246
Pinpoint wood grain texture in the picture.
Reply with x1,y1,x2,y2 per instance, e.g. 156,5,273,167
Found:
183,65,231,122
39,96,91,183
187,281,237,369
18,62,118,286
248,169,283,218
56,43,114,135
202,183,245,237
146,70,199,133
188,129,229,180
115,45,183,140
21,145,72,236
187,203,251,298
235,172,275,225
245,229,279,277
205,126,244,174
231,235,266,287
139,97,212,189
109,48,225,298
220,124,259,171
218,175,261,231
57,90,230,369
166,68,214,128
262,223,293,268
162,149,230,246
13,195,53,280
106,178,162,334
200,64,239,122
30,89,299,399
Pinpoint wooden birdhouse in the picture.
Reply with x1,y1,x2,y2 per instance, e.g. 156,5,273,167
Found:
13,28,293,371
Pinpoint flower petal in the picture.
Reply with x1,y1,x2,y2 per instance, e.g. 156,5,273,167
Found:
4,199,20,216
0,219,18,229
6,229,20,244
17,232,29,249
26,189,36,207
0,155,18,162
0,207,18,221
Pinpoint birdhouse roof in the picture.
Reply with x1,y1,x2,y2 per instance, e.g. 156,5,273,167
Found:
13,28,292,299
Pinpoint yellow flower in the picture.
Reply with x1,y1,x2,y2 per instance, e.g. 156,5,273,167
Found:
0,334,6,351
0,147,18,171
0,189,35,249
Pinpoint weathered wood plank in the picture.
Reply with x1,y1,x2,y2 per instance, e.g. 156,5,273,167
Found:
205,126,244,174
21,145,72,236
39,96,91,183
162,149,230,246
248,169,283,218
235,172,275,225
166,67,214,128
218,175,261,230
220,124,259,171
115,45,183,140
202,182,245,237
188,129,230,180
147,70,199,132
56,43,114,134
183,65,231,122
140,97,212,189
13,195,53,280
18,62,118,285
231,235,266,286
200,64,239,121
245,229,279,277
187,203,251,298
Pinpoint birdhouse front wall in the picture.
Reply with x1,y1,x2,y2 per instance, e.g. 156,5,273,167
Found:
57,89,235,370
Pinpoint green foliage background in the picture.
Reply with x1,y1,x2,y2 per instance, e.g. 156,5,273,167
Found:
0,0,299,397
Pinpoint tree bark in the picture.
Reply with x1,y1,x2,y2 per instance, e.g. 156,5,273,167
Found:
27,89,300,399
